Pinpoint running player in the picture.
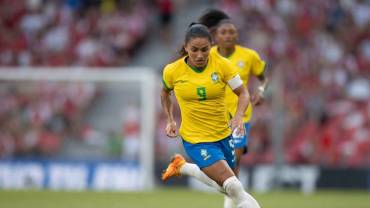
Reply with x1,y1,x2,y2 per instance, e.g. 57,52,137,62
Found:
163,9,267,208
161,23,260,208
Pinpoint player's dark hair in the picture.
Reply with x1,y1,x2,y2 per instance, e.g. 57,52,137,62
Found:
179,23,212,57
198,9,230,30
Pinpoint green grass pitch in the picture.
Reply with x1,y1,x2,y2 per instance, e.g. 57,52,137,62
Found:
0,188,368,208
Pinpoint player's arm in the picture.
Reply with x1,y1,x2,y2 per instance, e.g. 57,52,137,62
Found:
161,66,177,138
250,50,268,106
228,75,250,136
252,72,268,106
160,87,177,138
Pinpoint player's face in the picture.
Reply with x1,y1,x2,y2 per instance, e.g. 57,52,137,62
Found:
184,37,211,68
215,23,238,49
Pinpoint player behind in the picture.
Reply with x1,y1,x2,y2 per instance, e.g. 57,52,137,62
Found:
204,9,268,173
202,9,268,208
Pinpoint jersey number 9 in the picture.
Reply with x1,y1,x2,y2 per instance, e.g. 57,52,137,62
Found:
197,87,207,101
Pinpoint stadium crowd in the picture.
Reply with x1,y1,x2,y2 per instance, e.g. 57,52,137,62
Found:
0,0,151,158
0,0,150,66
215,0,370,167
155,0,370,168
0,0,369,168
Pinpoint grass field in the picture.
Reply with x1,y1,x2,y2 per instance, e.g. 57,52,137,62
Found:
0,188,369,208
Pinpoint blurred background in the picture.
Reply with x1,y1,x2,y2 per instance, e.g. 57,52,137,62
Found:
0,0,369,207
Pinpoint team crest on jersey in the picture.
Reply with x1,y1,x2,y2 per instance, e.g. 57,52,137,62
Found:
211,72,219,83
200,149,211,160
237,61,245,68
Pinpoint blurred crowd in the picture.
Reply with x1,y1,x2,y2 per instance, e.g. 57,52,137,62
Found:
0,82,96,157
0,0,369,168
156,0,370,168
0,0,153,158
0,0,150,66
214,0,370,167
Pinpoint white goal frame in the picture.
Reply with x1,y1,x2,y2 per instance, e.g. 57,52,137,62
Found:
0,67,157,190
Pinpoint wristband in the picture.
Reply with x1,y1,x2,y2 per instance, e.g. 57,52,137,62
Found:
258,86,265,97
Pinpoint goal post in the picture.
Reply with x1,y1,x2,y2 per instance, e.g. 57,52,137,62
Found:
0,67,157,190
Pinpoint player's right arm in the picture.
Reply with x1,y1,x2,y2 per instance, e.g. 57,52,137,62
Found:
161,65,177,138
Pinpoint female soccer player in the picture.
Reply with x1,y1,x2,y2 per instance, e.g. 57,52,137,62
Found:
208,10,268,174
164,9,267,208
208,11,268,208
161,23,260,208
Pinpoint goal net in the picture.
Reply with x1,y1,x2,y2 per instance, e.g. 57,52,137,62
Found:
0,67,157,191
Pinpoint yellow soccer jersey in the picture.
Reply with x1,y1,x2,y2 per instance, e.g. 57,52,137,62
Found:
162,52,239,144
211,45,265,122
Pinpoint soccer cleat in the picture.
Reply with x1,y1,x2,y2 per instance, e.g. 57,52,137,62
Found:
161,154,186,181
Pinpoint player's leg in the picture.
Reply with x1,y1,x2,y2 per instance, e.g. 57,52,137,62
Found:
189,136,259,208
163,139,232,192
225,122,251,208
162,153,258,208
224,195,234,208
201,160,259,208
221,135,259,208
162,139,228,193
178,155,258,208
162,154,225,193
233,122,251,176
224,147,244,208
180,161,226,193
162,137,260,208
222,175,260,208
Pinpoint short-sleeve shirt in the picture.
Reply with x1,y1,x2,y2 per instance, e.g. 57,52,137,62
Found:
211,45,265,122
162,52,238,144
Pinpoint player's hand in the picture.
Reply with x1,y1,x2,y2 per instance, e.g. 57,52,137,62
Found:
252,86,265,106
165,121,178,138
229,115,245,138
252,91,264,106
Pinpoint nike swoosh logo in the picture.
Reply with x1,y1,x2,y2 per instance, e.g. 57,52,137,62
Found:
175,80,188,84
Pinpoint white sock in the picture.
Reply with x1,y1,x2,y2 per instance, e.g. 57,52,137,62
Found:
180,162,225,193
224,195,235,208
223,176,260,208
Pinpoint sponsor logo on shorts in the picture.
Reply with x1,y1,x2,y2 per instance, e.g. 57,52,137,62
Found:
200,149,211,161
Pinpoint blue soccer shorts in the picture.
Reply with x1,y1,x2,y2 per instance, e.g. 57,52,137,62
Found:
182,136,236,169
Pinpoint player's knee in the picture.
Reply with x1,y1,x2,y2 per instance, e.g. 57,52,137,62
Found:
222,176,261,208
222,176,244,197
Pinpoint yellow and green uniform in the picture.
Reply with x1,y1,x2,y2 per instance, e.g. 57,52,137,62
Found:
210,45,265,122
162,52,238,144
